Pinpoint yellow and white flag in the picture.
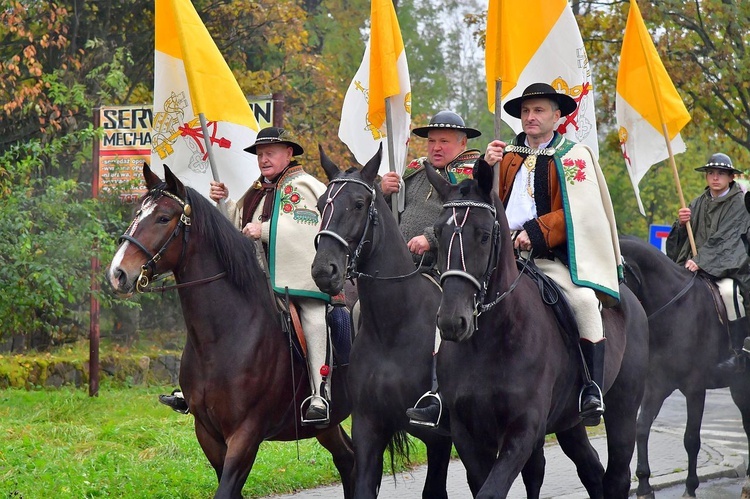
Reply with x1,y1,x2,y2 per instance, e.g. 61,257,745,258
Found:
339,0,411,176
486,0,598,158
616,0,691,215
152,0,259,200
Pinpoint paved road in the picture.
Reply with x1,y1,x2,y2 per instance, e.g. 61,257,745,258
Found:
265,388,748,498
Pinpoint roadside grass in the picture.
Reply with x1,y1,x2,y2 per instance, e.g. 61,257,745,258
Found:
0,386,430,498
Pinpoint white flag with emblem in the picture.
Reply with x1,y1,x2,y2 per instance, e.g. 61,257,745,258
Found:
152,0,259,200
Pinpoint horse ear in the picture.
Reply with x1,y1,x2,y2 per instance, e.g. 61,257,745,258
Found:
318,144,340,181
360,143,383,184
474,158,495,199
424,162,452,200
163,165,187,198
143,162,162,190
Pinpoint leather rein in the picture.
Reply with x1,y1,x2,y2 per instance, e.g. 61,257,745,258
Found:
118,188,226,293
316,176,424,281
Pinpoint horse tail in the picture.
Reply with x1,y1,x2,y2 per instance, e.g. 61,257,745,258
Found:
385,429,412,480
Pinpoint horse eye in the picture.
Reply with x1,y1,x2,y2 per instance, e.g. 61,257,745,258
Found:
480,232,490,244
355,200,365,210
158,216,171,224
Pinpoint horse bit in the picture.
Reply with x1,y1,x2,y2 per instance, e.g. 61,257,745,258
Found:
119,188,223,293
440,199,526,321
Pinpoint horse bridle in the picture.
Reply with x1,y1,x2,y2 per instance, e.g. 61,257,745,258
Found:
440,199,528,319
316,177,379,279
118,188,195,292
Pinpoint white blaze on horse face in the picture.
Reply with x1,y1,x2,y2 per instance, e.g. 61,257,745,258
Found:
108,199,158,285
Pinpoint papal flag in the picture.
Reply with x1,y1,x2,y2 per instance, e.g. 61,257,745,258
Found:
152,0,259,200
616,0,691,215
339,0,411,176
486,0,599,158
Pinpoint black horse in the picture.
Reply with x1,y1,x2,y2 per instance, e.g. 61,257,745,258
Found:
619,235,750,498
311,147,453,499
424,159,649,498
108,165,354,499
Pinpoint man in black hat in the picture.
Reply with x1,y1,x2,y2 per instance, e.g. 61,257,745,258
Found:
159,126,334,425
382,110,482,427
667,153,750,374
482,82,623,426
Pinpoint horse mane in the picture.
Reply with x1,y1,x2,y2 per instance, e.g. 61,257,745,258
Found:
149,183,265,299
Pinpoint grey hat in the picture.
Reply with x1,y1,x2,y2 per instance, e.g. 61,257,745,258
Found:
503,82,577,119
695,153,742,175
412,110,481,139
244,126,304,156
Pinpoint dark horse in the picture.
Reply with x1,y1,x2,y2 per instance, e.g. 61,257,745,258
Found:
619,235,750,498
423,159,649,498
107,165,354,499
310,147,453,498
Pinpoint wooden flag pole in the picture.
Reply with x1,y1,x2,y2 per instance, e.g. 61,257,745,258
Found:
661,123,697,256
199,113,229,217
492,79,503,196
385,97,399,219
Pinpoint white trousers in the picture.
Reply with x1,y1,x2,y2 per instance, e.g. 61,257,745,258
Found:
295,296,330,406
534,257,604,343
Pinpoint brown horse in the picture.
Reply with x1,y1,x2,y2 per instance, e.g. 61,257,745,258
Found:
107,165,354,499
424,158,649,498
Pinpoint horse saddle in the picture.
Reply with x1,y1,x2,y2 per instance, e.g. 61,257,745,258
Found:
274,295,354,366
518,258,579,349
700,275,745,324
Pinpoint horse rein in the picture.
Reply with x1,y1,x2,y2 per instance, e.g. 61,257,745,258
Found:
439,199,527,320
316,177,425,282
621,257,697,320
118,188,225,293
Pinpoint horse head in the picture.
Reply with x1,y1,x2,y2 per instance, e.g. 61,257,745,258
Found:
108,163,192,297
311,145,382,295
426,157,511,342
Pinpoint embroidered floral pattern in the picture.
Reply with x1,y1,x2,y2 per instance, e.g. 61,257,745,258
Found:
279,182,319,224
562,157,587,185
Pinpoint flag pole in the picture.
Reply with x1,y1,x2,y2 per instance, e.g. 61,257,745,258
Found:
199,113,228,216
385,97,399,219
637,36,697,256
492,79,503,196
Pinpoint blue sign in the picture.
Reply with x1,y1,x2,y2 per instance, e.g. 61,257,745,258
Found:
649,224,672,253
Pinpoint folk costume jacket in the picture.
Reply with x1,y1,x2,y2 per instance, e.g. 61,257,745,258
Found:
225,163,329,301
500,132,622,306
666,183,750,296
390,149,481,266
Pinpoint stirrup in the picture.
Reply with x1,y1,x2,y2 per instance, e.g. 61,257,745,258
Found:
578,383,605,419
301,396,330,427
743,337,750,355
407,392,443,428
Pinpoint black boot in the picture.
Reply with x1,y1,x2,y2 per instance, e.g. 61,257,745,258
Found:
579,339,605,426
715,316,749,374
158,389,189,414
407,354,444,428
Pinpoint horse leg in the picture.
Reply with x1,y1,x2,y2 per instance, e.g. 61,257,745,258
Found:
729,382,750,498
315,424,355,499
635,382,673,499
351,414,390,499
211,424,264,499
601,398,639,498
556,424,603,498
681,388,707,498
420,434,452,499
475,422,538,499
194,418,227,482
451,419,497,496
520,442,546,499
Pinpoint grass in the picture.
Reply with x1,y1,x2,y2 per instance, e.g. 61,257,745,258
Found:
0,385,428,498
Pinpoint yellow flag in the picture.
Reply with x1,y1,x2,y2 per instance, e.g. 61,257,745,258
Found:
616,0,691,215
152,0,259,201
485,0,567,112
156,0,258,129
368,0,406,129
616,0,690,139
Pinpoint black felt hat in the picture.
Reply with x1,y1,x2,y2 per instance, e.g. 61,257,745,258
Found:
412,110,482,139
503,83,577,119
244,127,304,156
695,153,742,175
